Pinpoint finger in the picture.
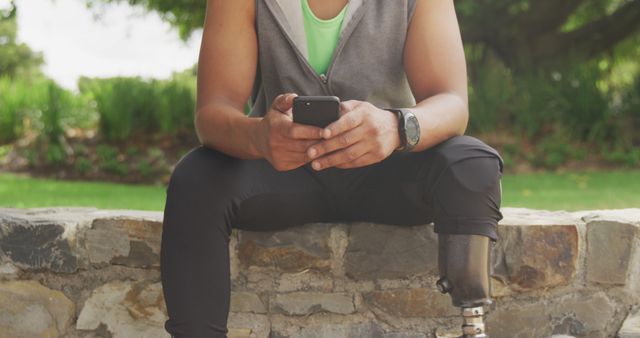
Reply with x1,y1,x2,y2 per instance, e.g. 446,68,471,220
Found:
271,93,298,113
281,151,309,163
282,139,319,153
273,117,322,140
272,151,309,166
322,108,364,139
311,142,369,171
272,159,307,172
286,122,324,140
335,153,379,169
283,107,293,118
270,106,293,122
307,126,365,159
282,161,306,171
339,100,360,116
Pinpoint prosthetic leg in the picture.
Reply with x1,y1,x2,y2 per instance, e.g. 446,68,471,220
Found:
436,234,492,338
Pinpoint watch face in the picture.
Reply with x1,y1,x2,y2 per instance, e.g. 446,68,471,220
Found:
405,114,420,146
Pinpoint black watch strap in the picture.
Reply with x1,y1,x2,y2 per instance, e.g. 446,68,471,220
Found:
385,109,408,151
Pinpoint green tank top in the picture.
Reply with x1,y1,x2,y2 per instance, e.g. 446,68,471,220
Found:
301,0,349,75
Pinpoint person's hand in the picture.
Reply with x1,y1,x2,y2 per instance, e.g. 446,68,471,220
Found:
255,93,324,171
306,100,401,170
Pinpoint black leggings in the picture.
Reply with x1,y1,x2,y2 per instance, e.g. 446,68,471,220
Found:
160,135,503,337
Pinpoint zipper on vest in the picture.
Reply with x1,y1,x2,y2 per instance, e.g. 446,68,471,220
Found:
266,10,333,94
323,2,368,95
264,0,369,95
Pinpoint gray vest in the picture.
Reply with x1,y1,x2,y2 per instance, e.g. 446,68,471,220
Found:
250,0,418,117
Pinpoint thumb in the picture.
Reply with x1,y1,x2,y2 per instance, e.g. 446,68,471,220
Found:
271,93,297,113
339,100,358,117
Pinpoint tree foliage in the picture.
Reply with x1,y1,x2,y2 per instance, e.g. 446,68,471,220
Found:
85,0,204,40
457,0,640,70
0,1,44,78
85,0,640,70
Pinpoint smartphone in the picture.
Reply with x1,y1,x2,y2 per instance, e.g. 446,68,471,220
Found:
292,96,340,128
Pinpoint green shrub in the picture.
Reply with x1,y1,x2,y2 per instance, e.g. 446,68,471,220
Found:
617,74,640,148
593,70,640,168
0,144,11,160
500,142,521,169
73,143,88,156
468,60,611,140
45,143,65,166
96,144,118,163
0,76,30,143
79,77,155,140
603,147,640,167
95,144,129,176
535,140,572,170
467,61,516,133
126,146,139,157
147,147,164,160
137,159,153,177
79,70,195,141
467,55,640,171
552,65,610,143
102,161,129,177
74,157,92,175
0,77,20,142
0,77,95,145
156,79,195,133
41,81,67,144
25,147,37,167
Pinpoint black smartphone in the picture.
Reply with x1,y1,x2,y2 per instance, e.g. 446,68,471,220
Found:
292,96,340,128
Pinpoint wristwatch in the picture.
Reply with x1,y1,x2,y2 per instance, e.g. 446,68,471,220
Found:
386,108,420,152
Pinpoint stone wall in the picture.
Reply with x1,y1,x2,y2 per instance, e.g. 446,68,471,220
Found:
0,207,639,338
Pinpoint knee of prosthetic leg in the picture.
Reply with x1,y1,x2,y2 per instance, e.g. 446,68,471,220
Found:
436,233,492,308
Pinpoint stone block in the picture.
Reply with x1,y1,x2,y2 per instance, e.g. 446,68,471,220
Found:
0,216,78,273
363,288,458,318
237,223,332,272
84,226,129,264
273,322,385,338
228,328,252,338
0,208,164,272
435,333,462,338
0,280,75,338
230,291,267,313
384,333,428,338
0,262,18,279
487,300,553,338
487,291,617,338
492,209,579,291
227,313,270,338
619,306,640,338
275,270,334,292
344,222,437,280
586,220,639,285
574,208,640,225
76,281,169,338
269,291,355,315
84,217,162,267
1,206,639,338
550,292,616,338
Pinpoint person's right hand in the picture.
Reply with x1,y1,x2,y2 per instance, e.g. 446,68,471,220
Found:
254,93,324,171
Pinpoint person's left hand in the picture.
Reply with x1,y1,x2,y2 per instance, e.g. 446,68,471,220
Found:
306,100,401,170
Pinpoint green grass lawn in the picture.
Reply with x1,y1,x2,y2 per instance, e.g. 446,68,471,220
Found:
0,171,639,211
501,170,640,210
0,173,167,211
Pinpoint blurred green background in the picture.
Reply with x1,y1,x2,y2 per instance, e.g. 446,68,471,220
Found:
0,0,639,210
